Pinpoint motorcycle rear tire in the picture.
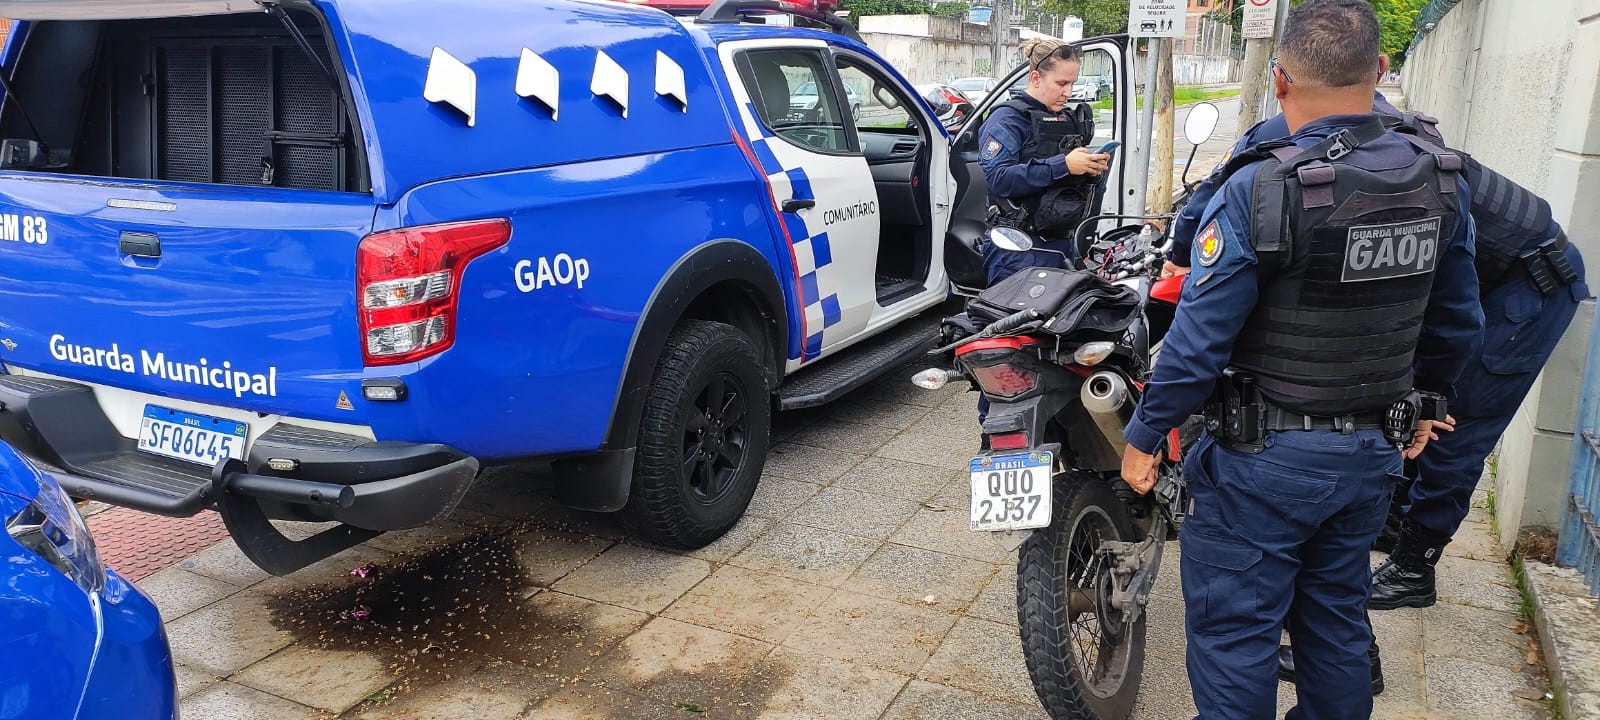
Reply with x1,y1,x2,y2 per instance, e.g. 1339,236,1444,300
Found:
1018,473,1146,720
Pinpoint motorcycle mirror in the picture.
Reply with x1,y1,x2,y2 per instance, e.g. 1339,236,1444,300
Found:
986,226,1034,252
1184,102,1220,146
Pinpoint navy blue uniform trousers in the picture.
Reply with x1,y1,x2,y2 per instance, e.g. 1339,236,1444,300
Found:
1406,255,1588,537
980,235,1076,286
1183,429,1400,720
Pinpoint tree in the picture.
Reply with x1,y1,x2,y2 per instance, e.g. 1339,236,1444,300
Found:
931,1,972,18
838,0,932,18
1369,0,1429,62
1034,0,1127,37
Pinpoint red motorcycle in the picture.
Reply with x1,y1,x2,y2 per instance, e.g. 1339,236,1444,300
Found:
913,101,1220,720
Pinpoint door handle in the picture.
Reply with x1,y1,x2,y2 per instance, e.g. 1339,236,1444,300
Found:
118,231,161,258
782,198,816,213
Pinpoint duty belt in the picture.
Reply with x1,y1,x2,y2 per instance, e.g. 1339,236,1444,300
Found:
1262,406,1387,434
1487,233,1579,296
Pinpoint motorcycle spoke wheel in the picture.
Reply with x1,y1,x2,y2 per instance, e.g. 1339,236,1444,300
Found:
1018,473,1146,720
1062,506,1132,699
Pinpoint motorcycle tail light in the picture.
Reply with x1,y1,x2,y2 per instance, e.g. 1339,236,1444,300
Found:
988,432,1029,451
970,363,1038,398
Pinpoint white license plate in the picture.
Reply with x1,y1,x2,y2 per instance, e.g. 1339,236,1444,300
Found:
969,450,1053,531
137,405,248,467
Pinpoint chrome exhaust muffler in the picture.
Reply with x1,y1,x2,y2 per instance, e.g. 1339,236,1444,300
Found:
1081,370,1133,459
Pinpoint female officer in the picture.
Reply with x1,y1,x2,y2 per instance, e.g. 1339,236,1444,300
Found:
977,37,1110,285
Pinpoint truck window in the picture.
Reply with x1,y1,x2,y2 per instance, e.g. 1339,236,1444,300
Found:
0,9,369,192
738,49,849,154
835,58,920,136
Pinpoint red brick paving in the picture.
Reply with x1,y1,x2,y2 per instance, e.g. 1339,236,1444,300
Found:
86,508,231,582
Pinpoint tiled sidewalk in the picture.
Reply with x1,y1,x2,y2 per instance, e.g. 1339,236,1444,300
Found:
114,366,1552,719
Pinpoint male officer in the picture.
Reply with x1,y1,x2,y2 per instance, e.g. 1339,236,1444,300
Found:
977,37,1109,284
1118,1,1484,717
1275,125,1588,690
1165,35,1588,694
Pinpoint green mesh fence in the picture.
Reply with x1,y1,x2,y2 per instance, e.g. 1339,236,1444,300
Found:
1406,0,1464,55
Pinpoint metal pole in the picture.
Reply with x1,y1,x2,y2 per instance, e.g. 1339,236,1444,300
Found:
1131,38,1160,214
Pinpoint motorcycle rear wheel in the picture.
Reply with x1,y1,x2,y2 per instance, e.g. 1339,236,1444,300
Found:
1018,472,1146,720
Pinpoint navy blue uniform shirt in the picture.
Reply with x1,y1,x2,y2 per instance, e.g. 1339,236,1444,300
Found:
1170,92,1403,263
1123,113,1484,456
978,94,1073,199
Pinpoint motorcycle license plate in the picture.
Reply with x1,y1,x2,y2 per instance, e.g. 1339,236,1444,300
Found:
969,450,1052,532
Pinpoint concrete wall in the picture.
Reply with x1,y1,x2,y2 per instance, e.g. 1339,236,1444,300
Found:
1173,55,1236,85
859,15,1020,85
1134,53,1238,87
1401,0,1600,546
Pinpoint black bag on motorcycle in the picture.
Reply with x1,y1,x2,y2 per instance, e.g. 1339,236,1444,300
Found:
967,266,1142,335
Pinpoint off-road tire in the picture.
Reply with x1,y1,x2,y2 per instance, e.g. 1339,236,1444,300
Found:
620,320,770,548
1018,473,1146,720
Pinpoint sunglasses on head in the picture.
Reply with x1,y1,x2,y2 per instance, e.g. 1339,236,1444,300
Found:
1030,44,1077,72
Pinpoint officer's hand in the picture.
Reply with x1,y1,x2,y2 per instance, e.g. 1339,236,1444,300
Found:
1121,446,1159,494
1066,148,1110,176
1435,414,1457,433
1402,420,1437,460
1159,261,1190,280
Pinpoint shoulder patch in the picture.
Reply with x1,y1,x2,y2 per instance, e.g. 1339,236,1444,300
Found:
981,140,1002,161
1196,221,1224,267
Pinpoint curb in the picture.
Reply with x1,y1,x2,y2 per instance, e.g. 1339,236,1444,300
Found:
1524,560,1600,719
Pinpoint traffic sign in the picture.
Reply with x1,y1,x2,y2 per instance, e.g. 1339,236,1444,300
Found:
1128,0,1184,39
1243,0,1278,39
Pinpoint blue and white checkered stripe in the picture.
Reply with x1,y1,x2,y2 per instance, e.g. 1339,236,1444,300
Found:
737,102,843,363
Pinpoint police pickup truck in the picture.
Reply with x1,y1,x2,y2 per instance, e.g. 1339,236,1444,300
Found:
0,0,1135,573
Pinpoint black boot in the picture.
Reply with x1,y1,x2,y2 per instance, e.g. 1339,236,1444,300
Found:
1276,641,1385,695
1369,520,1449,610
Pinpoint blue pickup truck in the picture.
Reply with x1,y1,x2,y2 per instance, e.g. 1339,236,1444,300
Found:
0,0,1135,573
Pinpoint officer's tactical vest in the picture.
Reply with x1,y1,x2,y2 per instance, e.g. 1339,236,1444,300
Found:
1385,112,1559,288
1225,117,1464,416
988,99,1095,234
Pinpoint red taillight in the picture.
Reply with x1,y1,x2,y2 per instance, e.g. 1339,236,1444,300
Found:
357,219,511,366
970,363,1038,398
989,432,1029,451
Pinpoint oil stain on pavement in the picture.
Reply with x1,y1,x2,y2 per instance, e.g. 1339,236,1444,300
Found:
264,526,791,718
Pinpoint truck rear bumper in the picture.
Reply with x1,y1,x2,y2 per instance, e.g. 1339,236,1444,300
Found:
0,374,479,532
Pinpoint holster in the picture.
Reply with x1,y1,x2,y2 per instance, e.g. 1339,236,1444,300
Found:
1204,369,1265,454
